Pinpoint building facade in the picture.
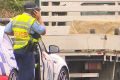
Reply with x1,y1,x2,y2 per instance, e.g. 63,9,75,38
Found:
41,0,120,26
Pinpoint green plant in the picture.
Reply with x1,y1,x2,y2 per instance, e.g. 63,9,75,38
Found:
0,0,34,17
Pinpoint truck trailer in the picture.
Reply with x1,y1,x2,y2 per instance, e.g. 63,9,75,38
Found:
42,28,120,80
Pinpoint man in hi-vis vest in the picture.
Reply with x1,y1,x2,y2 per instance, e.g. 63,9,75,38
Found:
4,2,46,80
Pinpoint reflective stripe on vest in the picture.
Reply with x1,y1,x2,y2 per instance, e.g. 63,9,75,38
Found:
12,13,35,49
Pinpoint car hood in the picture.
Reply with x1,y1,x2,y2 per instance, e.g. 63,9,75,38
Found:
50,54,68,67
0,26,5,44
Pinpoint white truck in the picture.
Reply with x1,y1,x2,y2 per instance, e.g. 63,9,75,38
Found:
42,28,120,80
37,0,120,79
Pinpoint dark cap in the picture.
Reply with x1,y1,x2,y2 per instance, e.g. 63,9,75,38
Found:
24,2,40,10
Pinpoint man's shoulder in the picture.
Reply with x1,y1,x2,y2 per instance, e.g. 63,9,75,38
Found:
11,15,21,21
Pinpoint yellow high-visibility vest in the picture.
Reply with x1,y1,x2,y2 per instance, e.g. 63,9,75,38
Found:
12,13,37,49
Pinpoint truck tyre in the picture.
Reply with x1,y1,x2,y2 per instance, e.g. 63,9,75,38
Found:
8,69,18,80
58,67,69,80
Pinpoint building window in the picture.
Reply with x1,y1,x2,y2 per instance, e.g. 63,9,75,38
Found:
44,22,49,26
58,22,66,26
52,12,67,16
52,22,66,26
41,2,48,6
81,11,115,16
52,2,60,6
118,3,120,5
41,12,49,16
81,2,115,6
52,22,56,26
52,12,58,16
118,12,120,15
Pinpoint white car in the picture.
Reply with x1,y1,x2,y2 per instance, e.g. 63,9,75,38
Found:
0,26,69,80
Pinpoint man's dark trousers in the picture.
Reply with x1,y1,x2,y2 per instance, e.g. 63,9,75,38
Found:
14,48,35,80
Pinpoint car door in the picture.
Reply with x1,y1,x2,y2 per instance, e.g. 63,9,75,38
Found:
0,34,17,75
2,34,17,67
38,40,54,80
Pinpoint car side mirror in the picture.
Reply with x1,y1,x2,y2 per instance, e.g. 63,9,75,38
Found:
49,45,60,53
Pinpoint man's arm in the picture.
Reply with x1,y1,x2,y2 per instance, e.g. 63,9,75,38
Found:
31,21,46,35
32,10,46,35
4,21,13,35
36,16,46,35
33,10,44,26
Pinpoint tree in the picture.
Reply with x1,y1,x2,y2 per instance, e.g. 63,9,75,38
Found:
0,0,34,18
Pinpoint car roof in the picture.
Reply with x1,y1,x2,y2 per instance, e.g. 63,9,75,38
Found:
0,26,5,44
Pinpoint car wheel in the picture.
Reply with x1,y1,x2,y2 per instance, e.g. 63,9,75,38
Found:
8,69,18,80
58,67,69,80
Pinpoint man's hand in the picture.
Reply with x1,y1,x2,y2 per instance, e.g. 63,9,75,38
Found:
33,10,41,20
32,9,46,35
33,10,44,26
